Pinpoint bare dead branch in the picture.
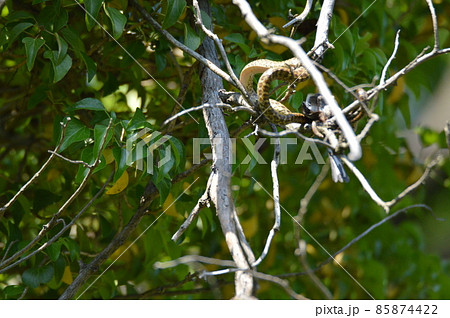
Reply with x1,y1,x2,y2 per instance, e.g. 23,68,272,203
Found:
251,270,308,300
171,175,213,242
48,150,92,167
283,0,313,28
162,102,255,127
154,255,235,269
232,0,361,161
256,127,333,148
252,124,281,267
384,154,445,207
311,0,336,58
195,0,254,298
192,0,249,100
298,163,330,218
297,240,333,299
0,120,113,273
424,0,440,50
344,47,450,115
341,157,390,212
357,113,379,141
380,30,401,86
342,152,445,213
130,0,234,86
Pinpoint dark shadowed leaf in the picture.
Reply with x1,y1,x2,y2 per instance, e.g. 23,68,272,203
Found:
22,265,54,288
22,37,45,71
104,6,127,39
162,0,186,29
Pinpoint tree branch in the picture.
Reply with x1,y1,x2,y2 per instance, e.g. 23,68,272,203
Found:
232,0,361,161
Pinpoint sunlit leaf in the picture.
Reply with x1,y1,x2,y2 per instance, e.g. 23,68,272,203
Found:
58,118,91,152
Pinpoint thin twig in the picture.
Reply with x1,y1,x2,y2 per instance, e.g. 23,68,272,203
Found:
280,204,433,278
130,0,234,86
297,240,333,299
380,29,401,86
171,176,213,242
232,0,361,161
313,61,370,115
341,156,389,212
424,0,440,50
163,102,255,126
298,163,330,218
283,0,313,28
0,120,114,273
251,270,308,300
48,150,92,167
0,119,70,219
357,113,379,141
256,128,333,148
192,0,249,100
384,154,444,207
252,124,281,267
154,255,235,269
343,47,450,114
342,152,444,213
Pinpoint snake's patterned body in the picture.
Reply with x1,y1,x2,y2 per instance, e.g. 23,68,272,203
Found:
239,57,310,125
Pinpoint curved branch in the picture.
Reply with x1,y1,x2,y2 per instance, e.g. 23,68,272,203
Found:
130,0,234,86
232,0,361,161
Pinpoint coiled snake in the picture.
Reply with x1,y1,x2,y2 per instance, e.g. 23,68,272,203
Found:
239,57,310,125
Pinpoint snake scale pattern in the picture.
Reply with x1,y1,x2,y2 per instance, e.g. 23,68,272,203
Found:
239,57,310,125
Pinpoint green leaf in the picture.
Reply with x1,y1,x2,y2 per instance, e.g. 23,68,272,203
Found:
38,6,68,32
224,33,250,55
168,136,185,169
55,33,68,64
72,98,105,112
75,147,93,183
104,6,127,39
80,52,97,82
60,27,86,53
22,37,45,71
112,146,128,182
6,10,35,22
52,255,66,284
127,108,153,132
59,118,91,152
33,189,62,212
155,50,167,72
43,50,72,83
22,265,54,288
61,238,80,261
85,0,104,31
153,176,172,206
162,0,186,29
46,241,62,262
184,23,201,51
289,91,304,111
32,0,50,4
6,22,33,47
93,124,112,158
4,285,25,299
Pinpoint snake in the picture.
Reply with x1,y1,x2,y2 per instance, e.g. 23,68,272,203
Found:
239,57,311,125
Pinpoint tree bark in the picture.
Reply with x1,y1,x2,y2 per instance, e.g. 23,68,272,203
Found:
197,0,255,299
